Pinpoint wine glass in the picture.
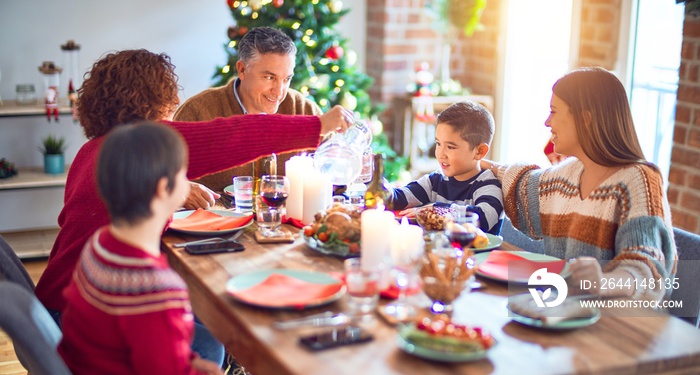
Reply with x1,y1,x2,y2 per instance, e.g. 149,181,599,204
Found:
257,175,290,237
445,209,480,254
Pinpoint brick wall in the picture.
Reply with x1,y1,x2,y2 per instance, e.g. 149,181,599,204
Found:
366,0,502,143
578,0,622,69
366,0,699,232
671,14,700,233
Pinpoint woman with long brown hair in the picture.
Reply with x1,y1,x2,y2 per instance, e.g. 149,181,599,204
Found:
483,67,676,302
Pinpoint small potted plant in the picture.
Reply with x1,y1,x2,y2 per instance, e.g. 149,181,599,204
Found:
39,134,66,174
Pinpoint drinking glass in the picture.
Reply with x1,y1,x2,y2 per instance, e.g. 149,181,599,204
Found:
344,258,380,317
383,235,425,322
257,175,290,237
233,176,254,213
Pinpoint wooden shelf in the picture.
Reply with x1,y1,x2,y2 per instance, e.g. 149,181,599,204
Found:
0,167,68,190
0,99,72,118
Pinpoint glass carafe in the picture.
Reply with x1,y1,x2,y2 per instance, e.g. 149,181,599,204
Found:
313,120,371,185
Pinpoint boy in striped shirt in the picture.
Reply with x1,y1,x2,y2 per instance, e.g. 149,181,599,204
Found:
393,101,504,235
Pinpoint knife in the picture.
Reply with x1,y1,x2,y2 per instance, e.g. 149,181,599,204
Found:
274,312,350,330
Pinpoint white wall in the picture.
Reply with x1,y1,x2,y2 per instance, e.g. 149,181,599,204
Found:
0,0,367,167
0,0,366,103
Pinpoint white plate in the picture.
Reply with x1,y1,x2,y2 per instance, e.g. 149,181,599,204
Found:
473,251,571,284
226,269,345,309
169,209,253,236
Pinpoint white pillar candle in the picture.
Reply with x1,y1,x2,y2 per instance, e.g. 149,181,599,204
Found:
391,217,425,266
361,208,396,272
302,169,332,225
286,156,312,221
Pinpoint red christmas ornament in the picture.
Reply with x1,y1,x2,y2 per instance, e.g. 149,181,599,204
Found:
324,45,344,60
273,0,284,7
227,0,235,8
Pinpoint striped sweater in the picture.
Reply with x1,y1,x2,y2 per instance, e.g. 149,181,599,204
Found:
495,158,677,301
58,228,207,375
392,169,504,234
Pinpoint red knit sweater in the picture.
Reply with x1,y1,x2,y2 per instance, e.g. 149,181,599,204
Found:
36,114,321,312
58,228,205,375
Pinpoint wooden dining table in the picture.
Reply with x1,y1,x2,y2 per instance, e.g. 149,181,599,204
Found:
161,223,700,375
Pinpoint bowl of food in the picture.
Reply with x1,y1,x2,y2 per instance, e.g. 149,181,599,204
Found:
420,248,477,313
414,205,453,231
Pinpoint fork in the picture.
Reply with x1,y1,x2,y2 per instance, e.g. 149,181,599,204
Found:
173,230,244,248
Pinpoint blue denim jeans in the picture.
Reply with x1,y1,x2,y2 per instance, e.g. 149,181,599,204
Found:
49,309,225,366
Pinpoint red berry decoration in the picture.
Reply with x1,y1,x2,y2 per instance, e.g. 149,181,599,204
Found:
273,0,284,7
324,45,344,60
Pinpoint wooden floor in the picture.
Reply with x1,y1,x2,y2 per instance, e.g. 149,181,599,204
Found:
0,258,48,375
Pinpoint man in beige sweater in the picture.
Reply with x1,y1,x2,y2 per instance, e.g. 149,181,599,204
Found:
174,26,326,203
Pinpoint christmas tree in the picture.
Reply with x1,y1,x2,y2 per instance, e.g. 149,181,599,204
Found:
214,0,407,181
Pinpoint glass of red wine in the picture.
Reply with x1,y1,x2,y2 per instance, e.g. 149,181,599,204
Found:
256,175,290,237
445,210,480,254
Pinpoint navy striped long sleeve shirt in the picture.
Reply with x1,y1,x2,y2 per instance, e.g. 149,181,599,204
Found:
392,169,504,235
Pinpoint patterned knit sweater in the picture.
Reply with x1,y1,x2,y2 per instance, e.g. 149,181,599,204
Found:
58,228,207,375
36,115,322,312
496,158,677,301
174,78,323,192
392,169,504,235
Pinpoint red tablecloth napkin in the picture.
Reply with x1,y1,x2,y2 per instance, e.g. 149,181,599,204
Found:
478,250,566,281
229,273,344,308
282,216,305,229
333,272,420,300
170,209,253,231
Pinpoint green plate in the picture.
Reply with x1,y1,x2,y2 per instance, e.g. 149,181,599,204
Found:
473,233,503,252
226,269,346,309
301,231,360,259
473,251,571,284
395,325,494,363
169,209,253,236
223,184,235,196
506,295,601,330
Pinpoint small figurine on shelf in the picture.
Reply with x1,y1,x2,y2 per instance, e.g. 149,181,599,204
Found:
68,80,78,121
413,62,435,123
38,61,62,122
61,40,81,122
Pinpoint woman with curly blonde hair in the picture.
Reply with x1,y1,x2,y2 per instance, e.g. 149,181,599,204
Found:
35,49,353,369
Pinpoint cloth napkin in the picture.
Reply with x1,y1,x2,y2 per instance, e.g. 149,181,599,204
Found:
282,216,305,229
508,294,597,325
170,209,253,232
478,250,566,282
229,273,343,309
333,272,420,300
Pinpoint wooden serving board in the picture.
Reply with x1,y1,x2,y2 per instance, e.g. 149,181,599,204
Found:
254,228,295,243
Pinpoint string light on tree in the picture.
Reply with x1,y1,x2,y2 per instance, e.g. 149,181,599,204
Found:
327,0,343,13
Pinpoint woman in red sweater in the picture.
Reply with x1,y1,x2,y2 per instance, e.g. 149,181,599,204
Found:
34,49,352,366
